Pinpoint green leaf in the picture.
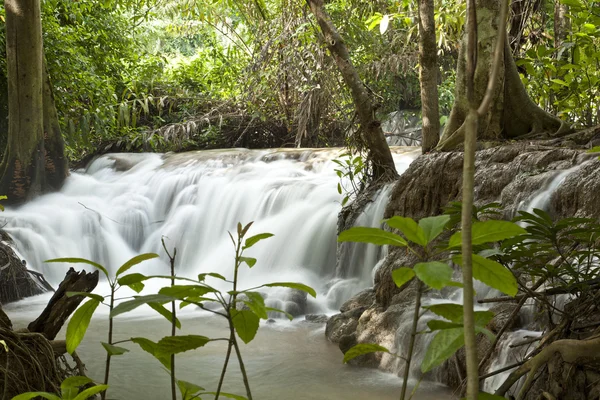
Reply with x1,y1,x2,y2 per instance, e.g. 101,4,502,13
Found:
414,261,453,289
427,320,463,331
343,343,390,363
158,285,217,299
66,298,100,354
61,376,93,400
116,253,159,277
453,254,518,296
418,215,450,244
551,79,569,86
131,337,171,369
448,221,526,248
425,303,463,323
148,303,182,329
117,273,148,286
263,282,316,298
474,310,494,327
464,392,508,400
45,258,109,279
338,227,407,247
231,309,260,344
243,233,274,249
72,385,109,400
421,328,464,372
177,380,204,400
156,335,211,355
560,0,583,7
111,294,177,318
239,257,257,268
385,216,427,246
587,146,600,154
197,272,227,281
241,292,268,319
391,267,415,288
101,342,130,356
66,292,105,302
11,393,62,400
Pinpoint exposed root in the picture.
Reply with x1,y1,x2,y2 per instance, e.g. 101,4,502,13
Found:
495,336,600,400
0,328,64,399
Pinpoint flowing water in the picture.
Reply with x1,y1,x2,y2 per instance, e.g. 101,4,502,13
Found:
3,146,453,399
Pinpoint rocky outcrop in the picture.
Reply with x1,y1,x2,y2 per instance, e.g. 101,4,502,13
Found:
0,233,45,304
331,142,600,396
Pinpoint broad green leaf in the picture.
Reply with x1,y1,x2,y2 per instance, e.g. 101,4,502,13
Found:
241,292,268,319
116,253,159,277
560,0,583,8
110,294,177,318
391,267,415,288
414,261,453,289
243,233,274,249
478,249,504,258
131,337,171,369
231,309,260,344
159,285,216,299
198,272,227,281
453,254,518,296
462,392,508,400
343,343,390,363
177,380,204,400
474,310,494,327
263,282,317,298
338,227,407,247
46,258,109,279
11,393,62,400
418,215,450,244
156,335,211,355
66,292,105,302
427,320,463,331
421,328,464,372
239,257,257,268
117,273,148,286
101,342,129,356
425,303,463,323
72,385,109,400
476,327,496,342
385,216,427,246
61,376,93,400
587,146,600,153
148,303,182,329
66,298,100,354
448,221,526,248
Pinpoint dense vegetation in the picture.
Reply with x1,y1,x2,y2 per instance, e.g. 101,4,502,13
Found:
1,0,597,161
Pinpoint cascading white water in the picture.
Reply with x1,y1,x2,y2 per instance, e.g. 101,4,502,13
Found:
3,147,419,314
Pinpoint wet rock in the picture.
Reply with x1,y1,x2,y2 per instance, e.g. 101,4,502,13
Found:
0,237,44,304
266,319,276,324
340,288,375,313
339,332,358,355
303,314,329,324
283,289,307,317
325,307,365,343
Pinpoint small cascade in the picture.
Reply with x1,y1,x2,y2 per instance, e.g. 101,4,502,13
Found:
3,147,419,315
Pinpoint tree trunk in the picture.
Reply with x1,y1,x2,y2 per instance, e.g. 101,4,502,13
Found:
28,267,99,340
418,0,440,153
0,0,68,205
436,0,570,151
306,0,398,182
554,3,570,49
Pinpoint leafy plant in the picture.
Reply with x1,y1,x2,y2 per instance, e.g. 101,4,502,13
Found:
15,222,315,400
12,376,108,400
333,152,366,206
338,212,523,399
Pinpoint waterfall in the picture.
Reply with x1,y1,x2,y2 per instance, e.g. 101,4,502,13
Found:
3,147,419,314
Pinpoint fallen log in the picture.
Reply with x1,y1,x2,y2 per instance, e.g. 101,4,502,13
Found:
28,267,99,340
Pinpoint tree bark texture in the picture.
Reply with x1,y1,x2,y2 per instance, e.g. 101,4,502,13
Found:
0,0,68,205
418,0,441,153
436,0,570,151
28,267,99,340
306,0,398,182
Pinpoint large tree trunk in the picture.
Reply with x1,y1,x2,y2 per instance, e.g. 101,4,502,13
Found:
418,0,440,153
0,0,68,205
436,0,570,151
306,0,398,182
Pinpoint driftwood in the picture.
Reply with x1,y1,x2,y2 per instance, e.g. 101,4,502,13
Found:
28,267,99,340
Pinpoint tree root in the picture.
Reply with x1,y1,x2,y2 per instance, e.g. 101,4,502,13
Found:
494,336,600,400
0,328,64,399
